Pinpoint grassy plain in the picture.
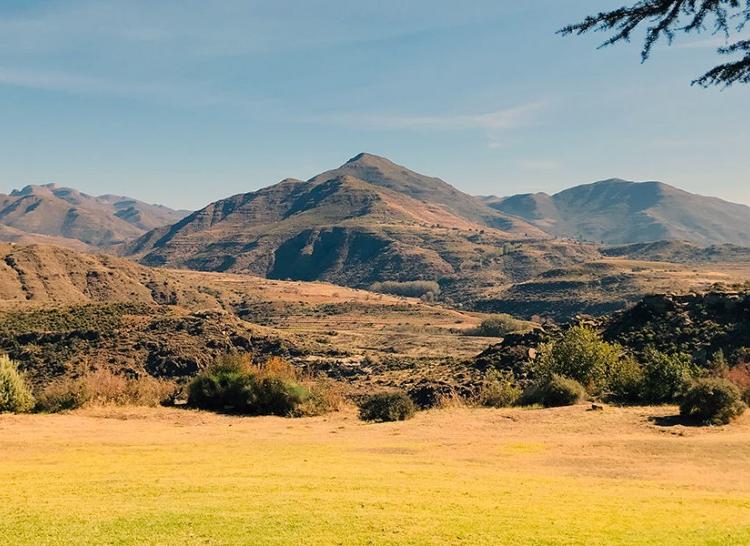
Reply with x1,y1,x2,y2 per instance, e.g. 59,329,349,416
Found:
1,405,750,545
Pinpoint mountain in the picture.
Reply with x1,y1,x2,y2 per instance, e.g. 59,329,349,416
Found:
0,183,189,247
482,179,750,246
123,154,547,285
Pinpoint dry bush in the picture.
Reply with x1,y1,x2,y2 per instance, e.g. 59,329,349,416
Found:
727,363,750,391
680,378,746,426
36,368,176,413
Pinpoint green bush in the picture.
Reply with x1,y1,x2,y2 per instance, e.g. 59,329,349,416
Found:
640,349,695,403
187,355,311,416
358,391,416,422
470,315,524,338
679,378,746,425
743,388,750,407
607,356,645,403
0,355,34,413
478,370,521,407
533,326,623,395
518,374,586,408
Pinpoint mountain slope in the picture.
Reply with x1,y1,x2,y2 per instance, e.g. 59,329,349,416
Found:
123,154,547,286
0,183,189,247
483,179,750,246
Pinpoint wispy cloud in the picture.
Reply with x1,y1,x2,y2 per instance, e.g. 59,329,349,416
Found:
0,66,272,111
309,101,548,131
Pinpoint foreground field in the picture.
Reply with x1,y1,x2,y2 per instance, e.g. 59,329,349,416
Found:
1,406,749,545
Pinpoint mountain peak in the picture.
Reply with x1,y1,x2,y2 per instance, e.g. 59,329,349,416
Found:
344,152,393,166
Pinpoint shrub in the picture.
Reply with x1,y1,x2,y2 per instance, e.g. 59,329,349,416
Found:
679,378,746,425
35,369,176,413
187,354,312,417
517,374,586,408
533,326,623,395
640,349,695,403
469,315,525,338
478,370,521,407
0,355,34,413
369,280,440,298
358,391,416,422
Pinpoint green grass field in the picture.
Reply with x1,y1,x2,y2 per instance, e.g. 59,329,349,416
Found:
1,405,749,545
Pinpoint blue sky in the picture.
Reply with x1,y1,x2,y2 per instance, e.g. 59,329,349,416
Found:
0,0,748,210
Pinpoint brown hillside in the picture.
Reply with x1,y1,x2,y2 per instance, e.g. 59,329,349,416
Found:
123,156,546,286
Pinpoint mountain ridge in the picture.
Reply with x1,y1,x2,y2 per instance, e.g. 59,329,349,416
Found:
482,178,750,246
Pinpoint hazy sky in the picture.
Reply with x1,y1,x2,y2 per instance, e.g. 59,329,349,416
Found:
1,0,748,210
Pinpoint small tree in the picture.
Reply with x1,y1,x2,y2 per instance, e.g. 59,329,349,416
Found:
0,355,34,413
533,326,624,395
640,348,695,403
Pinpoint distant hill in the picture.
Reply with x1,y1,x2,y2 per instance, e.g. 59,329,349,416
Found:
482,178,750,246
0,183,189,247
123,154,547,285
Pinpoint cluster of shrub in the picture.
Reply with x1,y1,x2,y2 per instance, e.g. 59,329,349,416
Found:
369,280,440,301
0,351,409,422
465,314,527,337
3,325,748,426
477,326,749,425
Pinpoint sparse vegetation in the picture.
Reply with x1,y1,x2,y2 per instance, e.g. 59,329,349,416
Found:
35,368,176,413
518,374,586,408
680,378,746,425
358,391,416,422
369,280,440,299
0,355,34,413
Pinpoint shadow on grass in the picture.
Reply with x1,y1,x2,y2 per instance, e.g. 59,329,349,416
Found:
648,414,704,427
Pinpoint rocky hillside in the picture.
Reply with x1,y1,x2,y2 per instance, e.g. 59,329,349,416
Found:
472,290,750,382
483,178,750,246
0,183,188,247
123,154,547,285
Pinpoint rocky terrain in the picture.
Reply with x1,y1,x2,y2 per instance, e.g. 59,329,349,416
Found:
472,289,750,384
